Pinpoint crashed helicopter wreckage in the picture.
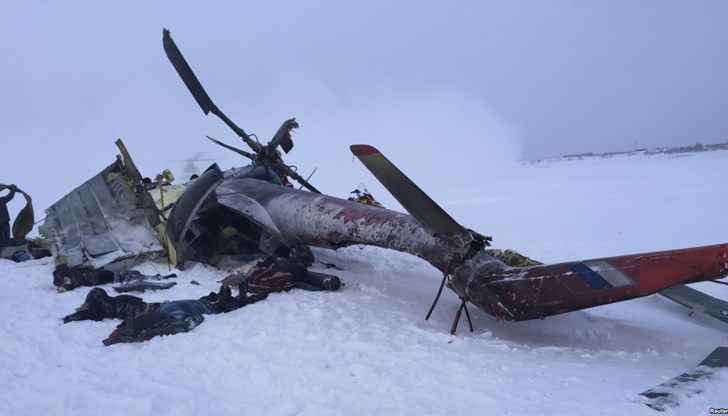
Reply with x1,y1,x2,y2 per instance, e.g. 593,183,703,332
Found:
40,29,728,331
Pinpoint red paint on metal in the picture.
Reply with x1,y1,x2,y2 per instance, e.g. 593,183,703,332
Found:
350,144,379,156
460,243,728,321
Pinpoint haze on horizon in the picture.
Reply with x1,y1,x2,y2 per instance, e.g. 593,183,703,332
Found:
1,1,727,219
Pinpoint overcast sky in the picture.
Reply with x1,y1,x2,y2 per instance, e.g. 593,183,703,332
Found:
1,1,727,218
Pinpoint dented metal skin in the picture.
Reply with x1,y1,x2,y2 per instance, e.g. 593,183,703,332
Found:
169,165,475,273
42,157,165,270
225,181,475,270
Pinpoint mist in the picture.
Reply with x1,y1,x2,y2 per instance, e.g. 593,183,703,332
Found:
1,1,726,230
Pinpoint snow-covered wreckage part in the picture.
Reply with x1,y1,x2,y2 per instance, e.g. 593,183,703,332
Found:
40,140,166,270
640,346,728,411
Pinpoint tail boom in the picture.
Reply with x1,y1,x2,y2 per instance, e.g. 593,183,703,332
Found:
451,243,728,321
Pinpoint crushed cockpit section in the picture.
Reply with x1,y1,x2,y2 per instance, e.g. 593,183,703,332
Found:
40,141,167,270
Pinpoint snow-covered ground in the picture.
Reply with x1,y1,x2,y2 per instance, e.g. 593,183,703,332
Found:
1,150,727,416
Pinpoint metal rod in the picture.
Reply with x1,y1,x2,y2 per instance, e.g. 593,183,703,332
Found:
426,273,448,321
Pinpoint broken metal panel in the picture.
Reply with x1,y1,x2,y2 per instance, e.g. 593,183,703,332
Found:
216,189,290,255
216,185,284,237
147,184,188,214
40,158,164,269
166,165,224,266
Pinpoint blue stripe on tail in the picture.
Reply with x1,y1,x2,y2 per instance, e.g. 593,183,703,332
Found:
568,263,613,290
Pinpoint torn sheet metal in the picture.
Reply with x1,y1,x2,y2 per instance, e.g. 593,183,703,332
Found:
40,157,164,269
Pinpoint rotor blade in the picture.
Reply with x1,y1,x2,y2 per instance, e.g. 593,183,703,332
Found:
351,144,465,235
660,284,728,325
206,136,254,160
162,28,215,115
162,29,261,153
267,118,297,154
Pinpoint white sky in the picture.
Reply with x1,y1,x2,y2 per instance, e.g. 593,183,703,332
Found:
1,1,727,220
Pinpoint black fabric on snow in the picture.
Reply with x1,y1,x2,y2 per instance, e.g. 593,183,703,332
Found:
63,288,148,323
103,311,205,345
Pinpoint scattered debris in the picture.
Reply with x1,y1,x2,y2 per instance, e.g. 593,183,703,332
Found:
640,347,728,411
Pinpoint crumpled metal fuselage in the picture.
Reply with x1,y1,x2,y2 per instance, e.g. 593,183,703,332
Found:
166,163,728,322
166,163,476,273
41,149,728,322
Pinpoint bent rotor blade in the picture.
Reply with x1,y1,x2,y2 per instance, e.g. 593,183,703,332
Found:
162,29,261,153
350,144,465,235
162,28,215,115
205,136,254,160
267,118,297,154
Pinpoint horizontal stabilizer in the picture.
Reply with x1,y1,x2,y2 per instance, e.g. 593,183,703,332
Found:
660,284,728,325
350,144,465,235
